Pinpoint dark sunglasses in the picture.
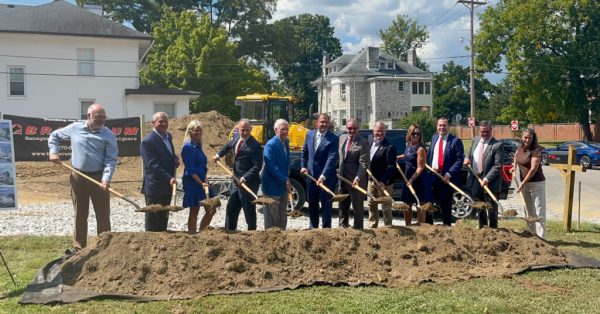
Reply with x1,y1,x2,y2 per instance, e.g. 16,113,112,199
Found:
347,127,358,130
411,132,421,136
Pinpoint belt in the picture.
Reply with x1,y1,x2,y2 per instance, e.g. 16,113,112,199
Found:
76,169,103,176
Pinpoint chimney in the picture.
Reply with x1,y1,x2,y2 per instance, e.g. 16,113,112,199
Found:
367,47,379,70
83,4,103,16
407,49,416,66
322,53,329,77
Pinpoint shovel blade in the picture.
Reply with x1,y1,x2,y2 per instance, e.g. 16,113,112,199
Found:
331,194,349,202
252,197,279,206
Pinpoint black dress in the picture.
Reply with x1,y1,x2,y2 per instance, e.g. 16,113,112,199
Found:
400,144,426,204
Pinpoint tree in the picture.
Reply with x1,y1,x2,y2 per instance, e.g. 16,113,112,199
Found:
476,0,600,140
432,61,497,123
379,15,429,71
394,112,437,144
266,14,342,121
140,9,269,119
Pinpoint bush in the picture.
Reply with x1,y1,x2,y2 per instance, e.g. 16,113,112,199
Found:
394,112,437,144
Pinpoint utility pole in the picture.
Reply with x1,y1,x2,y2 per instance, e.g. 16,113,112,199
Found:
458,0,486,137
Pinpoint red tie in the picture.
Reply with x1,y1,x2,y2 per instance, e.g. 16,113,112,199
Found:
236,139,244,156
346,137,353,154
437,136,444,172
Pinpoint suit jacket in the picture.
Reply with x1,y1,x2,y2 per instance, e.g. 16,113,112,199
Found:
368,136,397,185
428,133,464,184
141,130,178,196
218,135,263,187
301,130,339,187
261,135,290,196
338,134,369,188
466,136,503,193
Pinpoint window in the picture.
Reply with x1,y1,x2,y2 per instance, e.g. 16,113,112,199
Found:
154,103,175,118
78,48,95,76
340,83,346,95
387,62,393,69
8,66,25,96
419,82,424,94
80,99,95,119
398,81,404,92
425,82,431,94
340,110,347,126
412,82,418,94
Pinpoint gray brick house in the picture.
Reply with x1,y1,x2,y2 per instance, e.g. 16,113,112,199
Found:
314,47,433,129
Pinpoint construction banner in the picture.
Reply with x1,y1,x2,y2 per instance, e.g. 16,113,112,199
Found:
4,114,141,161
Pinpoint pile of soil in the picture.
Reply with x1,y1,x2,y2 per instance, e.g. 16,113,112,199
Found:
61,226,569,298
16,111,235,204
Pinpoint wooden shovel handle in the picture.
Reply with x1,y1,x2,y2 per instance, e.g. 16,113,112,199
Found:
395,163,420,206
336,174,370,196
425,164,472,200
61,162,123,198
304,172,337,197
467,164,501,206
366,169,391,197
171,182,177,207
215,160,259,200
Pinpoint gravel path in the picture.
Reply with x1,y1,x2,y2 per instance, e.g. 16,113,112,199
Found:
1,196,598,236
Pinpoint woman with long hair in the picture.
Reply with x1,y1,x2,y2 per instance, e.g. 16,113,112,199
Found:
397,124,427,225
181,120,215,233
514,128,546,238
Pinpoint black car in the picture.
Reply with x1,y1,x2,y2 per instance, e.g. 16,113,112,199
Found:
499,138,519,164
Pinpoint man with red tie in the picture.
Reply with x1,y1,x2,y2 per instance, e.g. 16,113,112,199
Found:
428,117,464,226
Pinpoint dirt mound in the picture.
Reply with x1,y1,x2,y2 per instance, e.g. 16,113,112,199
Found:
17,111,235,204
61,226,569,298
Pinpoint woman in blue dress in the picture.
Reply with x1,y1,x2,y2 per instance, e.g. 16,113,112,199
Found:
181,120,214,234
397,124,427,226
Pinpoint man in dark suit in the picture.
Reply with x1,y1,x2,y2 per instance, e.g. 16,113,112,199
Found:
428,117,464,226
213,119,262,231
464,120,503,229
338,118,369,229
367,121,397,228
141,112,180,232
301,113,339,228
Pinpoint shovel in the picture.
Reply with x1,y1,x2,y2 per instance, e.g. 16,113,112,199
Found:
467,164,503,210
425,164,474,205
215,160,278,206
336,173,390,204
509,167,542,223
394,163,424,213
366,169,394,203
200,183,220,214
304,172,349,202
138,182,184,213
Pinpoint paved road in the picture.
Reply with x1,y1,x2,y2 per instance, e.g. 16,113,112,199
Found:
501,165,600,224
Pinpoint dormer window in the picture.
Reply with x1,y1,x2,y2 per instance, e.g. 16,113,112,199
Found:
387,62,393,69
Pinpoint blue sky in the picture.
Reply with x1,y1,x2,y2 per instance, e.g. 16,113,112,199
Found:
10,0,503,81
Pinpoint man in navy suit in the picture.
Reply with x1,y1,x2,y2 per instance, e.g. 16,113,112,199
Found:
261,119,291,230
213,119,263,231
428,117,464,226
141,112,180,231
301,113,339,228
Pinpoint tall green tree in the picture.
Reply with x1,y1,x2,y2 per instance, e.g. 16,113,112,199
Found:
476,0,600,140
140,9,269,119
266,14,342,121
432,61,497,123
379,15,429,70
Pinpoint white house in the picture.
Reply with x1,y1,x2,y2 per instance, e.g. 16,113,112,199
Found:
315,46,433,129
0,0,198,121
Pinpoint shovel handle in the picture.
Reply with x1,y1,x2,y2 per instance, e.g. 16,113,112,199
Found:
171,182,177,207
366,169,391,197
304,172,337,197
395,163,420,204
215,160,259,200
425,164,473,201
467,164,501,207
336,174,371,197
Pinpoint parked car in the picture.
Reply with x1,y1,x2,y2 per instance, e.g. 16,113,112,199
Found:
287,129,513,219
498,138,520,164
541,141,600,169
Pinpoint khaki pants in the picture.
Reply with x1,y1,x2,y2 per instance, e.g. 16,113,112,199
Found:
368,182,394,228
70,171,111,249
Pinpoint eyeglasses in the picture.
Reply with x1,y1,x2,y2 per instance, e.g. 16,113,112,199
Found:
347,127,358,130
411,132,421,136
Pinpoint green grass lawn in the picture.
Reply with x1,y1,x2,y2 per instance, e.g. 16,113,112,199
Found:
1,220,599,313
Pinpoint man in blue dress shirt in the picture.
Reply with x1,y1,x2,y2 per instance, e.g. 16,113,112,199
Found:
48,104,118,250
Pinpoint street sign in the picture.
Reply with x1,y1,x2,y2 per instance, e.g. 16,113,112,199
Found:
468,116,475,127
511,120,519,131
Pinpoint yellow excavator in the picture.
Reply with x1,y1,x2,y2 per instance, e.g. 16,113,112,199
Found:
231,93,308,150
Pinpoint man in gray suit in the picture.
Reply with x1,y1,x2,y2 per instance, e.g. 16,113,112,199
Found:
464,120,503,229
338,118,370,229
